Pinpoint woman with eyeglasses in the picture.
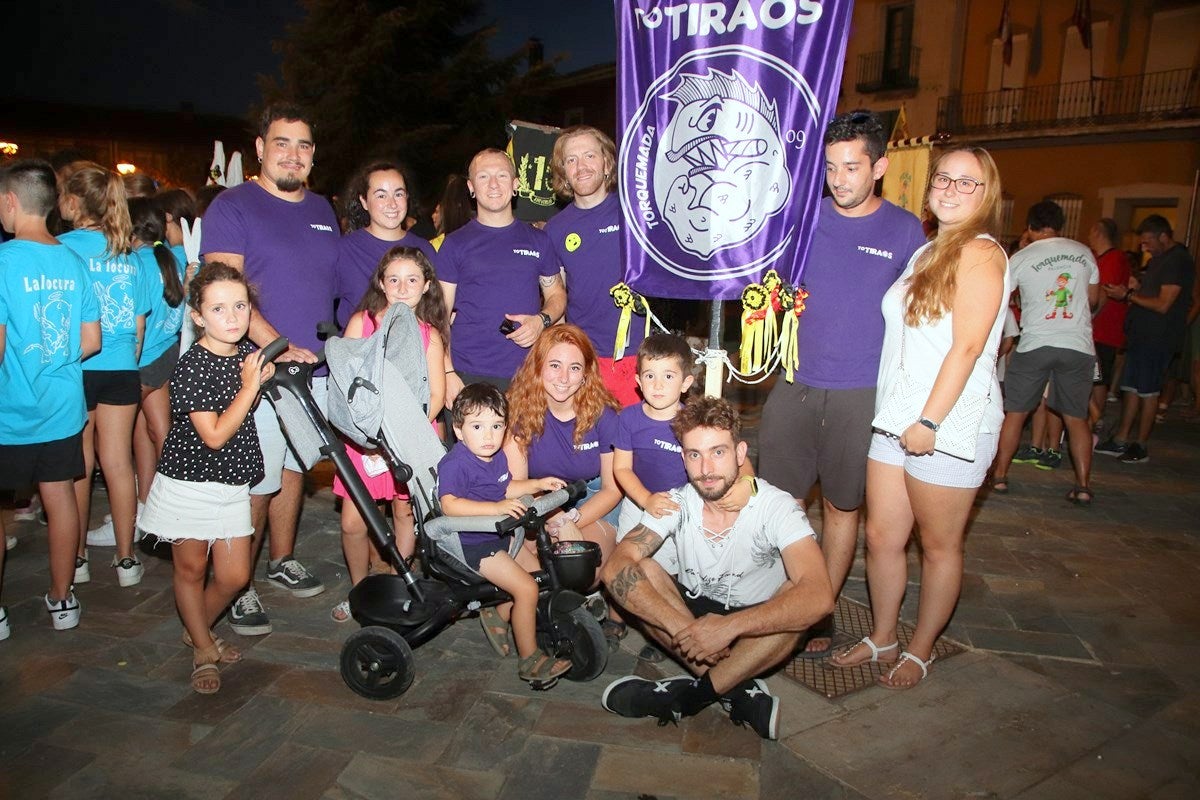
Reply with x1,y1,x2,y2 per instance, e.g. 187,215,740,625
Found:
333,161,439,329
830,147,1009,689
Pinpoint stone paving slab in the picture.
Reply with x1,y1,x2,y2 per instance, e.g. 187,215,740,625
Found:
1,403,1197,796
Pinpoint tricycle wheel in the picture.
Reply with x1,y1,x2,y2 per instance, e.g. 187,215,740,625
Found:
540,604,608,682
340,626,416,700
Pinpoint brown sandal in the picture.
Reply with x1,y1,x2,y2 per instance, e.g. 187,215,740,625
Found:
191,646,221,695
518,649,572,687
182,630,242,663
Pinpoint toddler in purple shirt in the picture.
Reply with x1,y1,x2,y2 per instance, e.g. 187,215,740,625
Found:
437,384,571,685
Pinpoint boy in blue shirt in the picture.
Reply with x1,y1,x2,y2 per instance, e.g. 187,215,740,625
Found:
0,160,101,632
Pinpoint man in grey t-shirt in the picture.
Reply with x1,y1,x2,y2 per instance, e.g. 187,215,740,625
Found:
993,201,1099,504
599,396,832,740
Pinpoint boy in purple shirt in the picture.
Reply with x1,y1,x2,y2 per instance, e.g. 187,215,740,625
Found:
437,384,569,685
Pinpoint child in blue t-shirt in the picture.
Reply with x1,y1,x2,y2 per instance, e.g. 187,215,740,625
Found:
437,384,572,686
0,160,101,633
58,162,152,589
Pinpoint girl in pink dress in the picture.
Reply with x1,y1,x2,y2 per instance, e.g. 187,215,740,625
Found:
331,246,449,621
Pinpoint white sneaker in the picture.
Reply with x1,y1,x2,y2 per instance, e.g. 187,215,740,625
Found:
13,496,40,521
87,502,145,547
0,606,10,640
74,553,91,584
86,518,116,547
113,556,145,587
5,534,16,551
45,592,81,630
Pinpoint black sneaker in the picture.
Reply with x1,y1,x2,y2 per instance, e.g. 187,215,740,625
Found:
266,555,325,598
1094,438,1127,457
727,678,780,740
601,675,694,724
1034,449,1063,470
1119,442,1149,464
228,588,272,635
1012,445,1045,464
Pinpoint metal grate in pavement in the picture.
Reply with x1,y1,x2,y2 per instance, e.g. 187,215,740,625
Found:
780,596,965,699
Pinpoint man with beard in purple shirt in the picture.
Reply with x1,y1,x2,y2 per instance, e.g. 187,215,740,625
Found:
545,126,642,406
201,103,337,634
757,110,926,656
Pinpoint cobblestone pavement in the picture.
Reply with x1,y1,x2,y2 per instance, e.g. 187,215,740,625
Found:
1,381,1197,799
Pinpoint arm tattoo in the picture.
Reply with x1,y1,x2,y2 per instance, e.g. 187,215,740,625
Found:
538,274,560,288
624,525,663,559
609,564,645,605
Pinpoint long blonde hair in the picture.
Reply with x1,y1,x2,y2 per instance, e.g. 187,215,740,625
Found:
60,162,133,256
905,146,1002,326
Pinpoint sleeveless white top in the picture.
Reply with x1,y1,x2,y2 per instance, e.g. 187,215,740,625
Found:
875,235,1011,435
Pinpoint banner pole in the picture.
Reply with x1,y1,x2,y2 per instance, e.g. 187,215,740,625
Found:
703,300,725,399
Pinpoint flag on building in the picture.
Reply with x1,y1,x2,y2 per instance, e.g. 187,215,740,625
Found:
614,0,853,300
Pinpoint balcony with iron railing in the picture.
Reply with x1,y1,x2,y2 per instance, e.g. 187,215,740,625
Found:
856,47,921,93
938,68,1200,136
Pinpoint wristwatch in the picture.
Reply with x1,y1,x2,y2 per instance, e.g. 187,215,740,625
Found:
918,417,940,432
539,312,552,328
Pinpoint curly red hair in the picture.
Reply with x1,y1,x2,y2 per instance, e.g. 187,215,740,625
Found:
507,324,619,449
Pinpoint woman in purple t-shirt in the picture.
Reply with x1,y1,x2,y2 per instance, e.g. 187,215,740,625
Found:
503,325,621,570
333,161,439,329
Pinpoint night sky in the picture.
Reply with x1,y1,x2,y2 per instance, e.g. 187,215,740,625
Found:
7,0,616,117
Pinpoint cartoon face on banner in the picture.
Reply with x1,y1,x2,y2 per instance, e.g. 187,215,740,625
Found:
621,45,821,284
656,69,789,258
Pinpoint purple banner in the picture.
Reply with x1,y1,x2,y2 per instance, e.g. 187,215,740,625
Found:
616,1,852,300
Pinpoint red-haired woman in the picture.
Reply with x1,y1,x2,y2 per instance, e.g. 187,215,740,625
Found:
503,324,621,563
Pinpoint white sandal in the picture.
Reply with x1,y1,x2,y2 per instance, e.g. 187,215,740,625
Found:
830,635,898,668
331,600,352,623
879,650,934,689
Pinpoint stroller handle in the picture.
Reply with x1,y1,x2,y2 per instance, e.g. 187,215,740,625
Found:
495,479,589,534
259,336,290,364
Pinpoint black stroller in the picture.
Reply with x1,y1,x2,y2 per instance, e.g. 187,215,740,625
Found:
262,303,608,700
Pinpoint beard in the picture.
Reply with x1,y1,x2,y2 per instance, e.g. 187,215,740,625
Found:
691,471,736,502
274,174,304,192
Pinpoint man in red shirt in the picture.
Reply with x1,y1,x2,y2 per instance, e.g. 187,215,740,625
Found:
1087,218,1132,426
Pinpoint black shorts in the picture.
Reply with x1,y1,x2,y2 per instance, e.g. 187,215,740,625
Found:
140,340,180,390
0,429,86,488
84,370,141,410
461,534,514,570
674,579,760,617
1094,343,1119,386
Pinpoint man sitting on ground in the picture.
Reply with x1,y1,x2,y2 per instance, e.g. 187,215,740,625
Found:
599,396,833,740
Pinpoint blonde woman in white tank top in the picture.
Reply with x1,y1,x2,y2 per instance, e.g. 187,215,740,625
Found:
830,148,1009,689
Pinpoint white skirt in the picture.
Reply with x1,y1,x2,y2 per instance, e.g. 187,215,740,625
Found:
139,473,254,541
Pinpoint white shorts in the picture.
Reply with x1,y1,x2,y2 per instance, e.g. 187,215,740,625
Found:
139,473,253,541
867,431,999,490
252,375,327,495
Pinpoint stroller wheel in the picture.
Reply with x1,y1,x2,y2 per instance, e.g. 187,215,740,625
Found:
540,604,608,683
340,626,416,700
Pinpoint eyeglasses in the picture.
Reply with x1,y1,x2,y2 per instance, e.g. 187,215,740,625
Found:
930,173,984,194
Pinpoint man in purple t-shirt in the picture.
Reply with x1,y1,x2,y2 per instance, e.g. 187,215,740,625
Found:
202,103,338,634
757,110,926,655
545,126,642,406
438,149,566,395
